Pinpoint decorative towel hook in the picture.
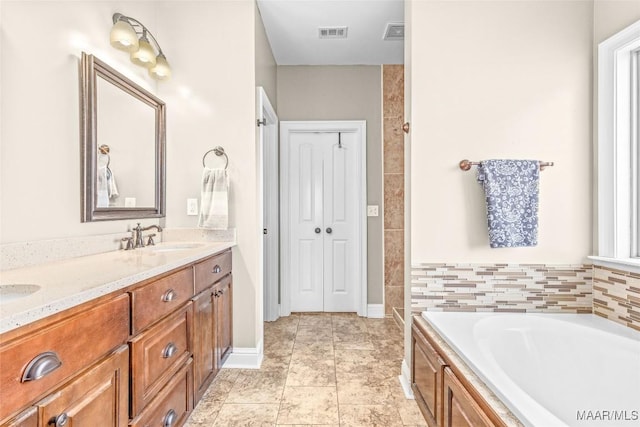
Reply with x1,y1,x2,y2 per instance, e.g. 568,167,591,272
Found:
202,146,229,169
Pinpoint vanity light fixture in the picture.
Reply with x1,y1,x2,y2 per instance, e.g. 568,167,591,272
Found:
110,13,172,81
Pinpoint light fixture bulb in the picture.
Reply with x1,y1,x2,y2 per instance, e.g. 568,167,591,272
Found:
110,20,138,52
149,54,171,80
130,36,156,68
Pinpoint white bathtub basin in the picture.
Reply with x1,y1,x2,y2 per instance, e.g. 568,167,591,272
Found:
422,312,640,427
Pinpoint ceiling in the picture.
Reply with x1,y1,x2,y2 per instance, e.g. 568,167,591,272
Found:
256,0,404,65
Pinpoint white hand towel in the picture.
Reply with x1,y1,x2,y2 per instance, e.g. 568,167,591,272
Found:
107,168,119,200
198,168,229,230
96,165,109,208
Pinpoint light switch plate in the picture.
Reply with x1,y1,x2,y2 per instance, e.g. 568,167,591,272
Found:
367,205,379,217
187,198,199,216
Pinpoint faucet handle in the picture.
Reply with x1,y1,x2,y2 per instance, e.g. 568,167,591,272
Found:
121,237,134,250
146,234,157,246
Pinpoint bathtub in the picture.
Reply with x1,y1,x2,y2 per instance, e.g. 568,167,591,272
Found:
421,312,640,427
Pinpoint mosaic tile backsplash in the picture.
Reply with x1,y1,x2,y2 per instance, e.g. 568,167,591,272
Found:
412,263,593,313
593,265,640,332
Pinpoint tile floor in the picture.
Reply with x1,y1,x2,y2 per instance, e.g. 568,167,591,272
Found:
185,313,427,426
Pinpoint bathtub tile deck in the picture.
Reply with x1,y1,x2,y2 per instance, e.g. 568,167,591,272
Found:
185,313,424,427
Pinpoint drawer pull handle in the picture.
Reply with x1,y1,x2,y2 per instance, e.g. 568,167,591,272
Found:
163,409,177,427
162,289,176,302
48,412,68,426
212,265,222,274
162,342,178,359
22,351,62,382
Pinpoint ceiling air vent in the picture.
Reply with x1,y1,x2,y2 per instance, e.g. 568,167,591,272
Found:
383,23,404,40
318,26,348,39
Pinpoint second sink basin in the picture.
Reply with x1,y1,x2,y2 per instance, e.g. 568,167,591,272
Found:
146,243,206,253
0,284,41,303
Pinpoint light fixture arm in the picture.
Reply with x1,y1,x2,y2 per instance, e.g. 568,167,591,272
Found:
112,13,165,56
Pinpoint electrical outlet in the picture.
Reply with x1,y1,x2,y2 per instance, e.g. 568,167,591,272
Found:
187,198,199,216
367,205,379,217
124,197,136,207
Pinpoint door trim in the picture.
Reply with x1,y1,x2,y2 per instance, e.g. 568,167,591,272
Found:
280,120,367,317
257,87,279,322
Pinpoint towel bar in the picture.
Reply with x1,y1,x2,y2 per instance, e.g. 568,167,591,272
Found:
459,159,554,171
202,146,229,169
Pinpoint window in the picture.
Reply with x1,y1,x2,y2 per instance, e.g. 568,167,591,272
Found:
596,20,640,266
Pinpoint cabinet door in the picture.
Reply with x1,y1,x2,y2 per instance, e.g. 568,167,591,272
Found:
36,345,129,427
213,276,232,368
412,326,446,427
192,287,216,403
443,367,494,427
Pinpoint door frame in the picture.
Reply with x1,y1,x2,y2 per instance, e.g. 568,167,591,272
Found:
257,87,280,322
280,120,368,317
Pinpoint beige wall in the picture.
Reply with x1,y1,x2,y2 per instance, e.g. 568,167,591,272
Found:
157,1,260,349
255,6,277,109
0,1,261,350
276,65,384,304
594,0,640,43
409,0,593,265
0,1,163,244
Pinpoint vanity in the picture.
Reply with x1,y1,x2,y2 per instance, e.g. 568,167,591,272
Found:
0,242,234,427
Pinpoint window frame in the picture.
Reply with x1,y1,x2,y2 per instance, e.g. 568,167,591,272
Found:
595,20,640,268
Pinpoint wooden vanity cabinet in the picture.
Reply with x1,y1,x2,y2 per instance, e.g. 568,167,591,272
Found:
411,316,506,427
192,250,233,403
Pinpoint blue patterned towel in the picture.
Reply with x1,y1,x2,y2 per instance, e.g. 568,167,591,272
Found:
477,160,539,248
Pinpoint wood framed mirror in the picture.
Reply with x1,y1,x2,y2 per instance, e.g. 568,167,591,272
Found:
80,52,166,222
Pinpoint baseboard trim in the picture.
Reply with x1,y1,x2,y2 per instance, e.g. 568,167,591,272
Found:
221,340,263,369
399,359,415,399
367,304,385,318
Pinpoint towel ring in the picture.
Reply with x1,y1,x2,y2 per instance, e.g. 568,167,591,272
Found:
202,146,229,169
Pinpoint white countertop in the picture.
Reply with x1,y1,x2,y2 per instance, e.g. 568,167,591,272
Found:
0,241,235,334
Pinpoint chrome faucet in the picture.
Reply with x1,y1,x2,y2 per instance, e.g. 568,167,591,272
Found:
129,223,163,249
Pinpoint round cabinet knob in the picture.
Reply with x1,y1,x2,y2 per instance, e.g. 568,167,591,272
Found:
314,228,321,234
326,227,333,234
50,413,68,427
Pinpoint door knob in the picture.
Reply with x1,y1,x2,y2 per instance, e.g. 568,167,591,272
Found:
326,227,332,234
315,227,321,234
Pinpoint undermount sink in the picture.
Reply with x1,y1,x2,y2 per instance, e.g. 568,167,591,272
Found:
146,243,205,253
0,284,41,303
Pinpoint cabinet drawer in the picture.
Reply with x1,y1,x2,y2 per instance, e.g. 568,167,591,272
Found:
0,294,129,421
1,407,37,427
194,250,232,294
130,358,193,427
131,267,194,334
130,302,193,416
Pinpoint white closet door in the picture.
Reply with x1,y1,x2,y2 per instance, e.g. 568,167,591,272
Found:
288,132,327,312
322,132,359,312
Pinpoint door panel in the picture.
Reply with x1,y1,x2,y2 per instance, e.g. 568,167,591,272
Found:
323,132,358,312
290,133,325,312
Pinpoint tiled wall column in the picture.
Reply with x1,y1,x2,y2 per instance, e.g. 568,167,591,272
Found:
383,65,405,315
